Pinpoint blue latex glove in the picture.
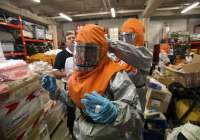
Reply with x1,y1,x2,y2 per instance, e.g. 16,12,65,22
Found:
41,75,57,99
81,91,117,124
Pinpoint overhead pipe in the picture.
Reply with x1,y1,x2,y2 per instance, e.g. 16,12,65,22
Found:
72,6,191,18
107,0,111,8
102,0,108,10
143,0,161,17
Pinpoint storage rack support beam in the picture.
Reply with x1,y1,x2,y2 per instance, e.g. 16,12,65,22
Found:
143,18,150,47
143,0,161,18
0,1,59,48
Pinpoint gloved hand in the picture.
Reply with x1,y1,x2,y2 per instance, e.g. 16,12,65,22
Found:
58,89,71,106
81,91,117,124
41,75,57,100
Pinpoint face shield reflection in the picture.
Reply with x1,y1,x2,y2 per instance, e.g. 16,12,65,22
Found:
119,32,136,44
73,43,100,71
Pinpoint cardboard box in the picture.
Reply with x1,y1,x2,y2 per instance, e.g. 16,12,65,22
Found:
165,57,200,88
166,65,200,88
152,70,175,86
192,54,200,64
146,81,172,113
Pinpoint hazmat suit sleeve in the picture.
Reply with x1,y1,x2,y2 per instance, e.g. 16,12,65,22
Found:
73,71,143,140
110,71,143,128
110,40,152,72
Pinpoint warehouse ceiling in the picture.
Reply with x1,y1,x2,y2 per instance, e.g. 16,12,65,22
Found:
7,0,145,16
5,0,200,21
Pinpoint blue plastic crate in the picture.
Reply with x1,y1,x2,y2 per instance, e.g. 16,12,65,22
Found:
143,117,168,140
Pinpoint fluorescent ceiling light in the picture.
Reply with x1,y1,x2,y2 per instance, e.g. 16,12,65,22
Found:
33,0,40,3
59,13,73,21
111,8,116,18
181,2,199,13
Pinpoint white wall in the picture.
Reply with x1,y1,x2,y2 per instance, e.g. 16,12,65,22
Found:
148,18,187,48
148,17,200,49
188,18,200,33
62,16,200,49
62,18,128,32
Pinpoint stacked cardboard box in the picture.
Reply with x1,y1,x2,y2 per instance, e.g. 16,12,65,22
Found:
146,78,172,113
165,54,200,88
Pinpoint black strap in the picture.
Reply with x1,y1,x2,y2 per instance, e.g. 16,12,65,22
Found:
136,84,146,89
178,99,198,124
121,99,137,109
80,110,97,124
177,132,188,140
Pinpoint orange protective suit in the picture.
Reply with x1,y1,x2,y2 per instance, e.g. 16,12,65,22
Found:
68,24,125,108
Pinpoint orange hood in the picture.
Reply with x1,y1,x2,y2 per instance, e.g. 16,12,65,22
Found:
121,18,144,47
160,43,170,54
68,24,125,108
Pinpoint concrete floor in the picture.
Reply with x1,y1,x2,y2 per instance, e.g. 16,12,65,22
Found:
51,118,73,140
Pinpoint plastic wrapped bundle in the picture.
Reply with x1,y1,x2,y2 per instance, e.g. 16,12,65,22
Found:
27,53,56,65
0,60,32,83
0,74,41,103
0,89,44,139
28,61,53,75
44,49,62,56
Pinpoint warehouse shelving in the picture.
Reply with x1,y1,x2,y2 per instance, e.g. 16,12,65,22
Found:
190,41,200,45
25,38,53,43
4,52,26,57
0,16,54,59
190,41,200,54
169,41,200,46
0,22,21,29
169,41,200,55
